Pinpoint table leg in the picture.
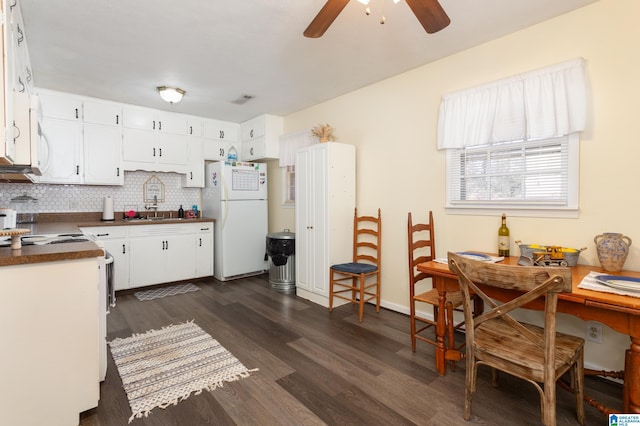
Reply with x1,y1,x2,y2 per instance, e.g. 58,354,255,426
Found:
624,336,640,413
435,277,447,376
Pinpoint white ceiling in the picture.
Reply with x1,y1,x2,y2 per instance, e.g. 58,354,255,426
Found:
20,0,599,123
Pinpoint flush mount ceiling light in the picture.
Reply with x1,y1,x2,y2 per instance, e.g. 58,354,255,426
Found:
157,86,185,104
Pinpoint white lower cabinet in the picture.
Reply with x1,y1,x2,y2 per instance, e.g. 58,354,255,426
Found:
80,226,130,290
130,232,195,286
295,142,355,307
196,224,214,277
82,222,214,290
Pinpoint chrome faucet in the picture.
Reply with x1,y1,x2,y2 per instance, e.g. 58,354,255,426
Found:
145,195,159,217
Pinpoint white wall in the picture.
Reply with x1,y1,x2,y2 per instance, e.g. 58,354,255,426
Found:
271,0,640,372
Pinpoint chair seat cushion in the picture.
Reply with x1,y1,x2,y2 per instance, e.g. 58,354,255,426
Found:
475,318,584,382
331,262,378,274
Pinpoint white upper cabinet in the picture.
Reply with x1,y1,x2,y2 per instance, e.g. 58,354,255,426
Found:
83,100,121,126
36,89,123,185
122,106,188,173
203,118,239,142
39,90,82,121
202,118,239,162
240,114,283,161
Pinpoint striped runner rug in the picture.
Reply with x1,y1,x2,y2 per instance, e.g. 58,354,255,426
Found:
133,283,200,301
109,321,258,423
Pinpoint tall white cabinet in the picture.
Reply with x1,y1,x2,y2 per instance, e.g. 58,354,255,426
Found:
295,142,355,307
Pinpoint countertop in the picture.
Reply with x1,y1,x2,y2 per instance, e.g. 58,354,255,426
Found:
0,213,215,267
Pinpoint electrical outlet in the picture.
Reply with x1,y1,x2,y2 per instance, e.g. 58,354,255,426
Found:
586,321,603,343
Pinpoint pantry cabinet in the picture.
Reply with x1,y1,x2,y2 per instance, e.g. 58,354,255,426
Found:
240,114,283,161
295,142,355,307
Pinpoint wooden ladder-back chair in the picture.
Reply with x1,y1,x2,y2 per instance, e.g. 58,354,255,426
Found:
448,252,585,426
329,208,381,322
408,211,465,372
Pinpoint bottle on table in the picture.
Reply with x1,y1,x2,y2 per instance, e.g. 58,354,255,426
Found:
498,213,510,257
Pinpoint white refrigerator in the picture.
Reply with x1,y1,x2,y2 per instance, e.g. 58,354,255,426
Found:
202,161,268,281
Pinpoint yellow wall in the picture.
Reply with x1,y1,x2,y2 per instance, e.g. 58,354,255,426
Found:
269,0,640,371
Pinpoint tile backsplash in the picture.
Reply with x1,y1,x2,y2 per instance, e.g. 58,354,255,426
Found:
0,171,200,213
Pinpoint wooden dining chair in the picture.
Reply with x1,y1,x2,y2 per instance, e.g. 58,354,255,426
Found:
408,211,466,371
448,252,585,426
329,208,381,322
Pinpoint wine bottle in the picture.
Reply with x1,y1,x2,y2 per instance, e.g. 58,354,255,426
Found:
498,213,510,257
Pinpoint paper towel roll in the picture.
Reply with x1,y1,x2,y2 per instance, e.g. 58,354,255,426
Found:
102,196,114,221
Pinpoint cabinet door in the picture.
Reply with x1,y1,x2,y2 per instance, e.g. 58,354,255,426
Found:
295,148,312,291
129,236,166,287
187,117,202,137
102,238,130,291
241,138,265,161
39,91,82,121
183,137,204,188
202,139,230,161
122,106,155,130
157,132,187,168
83,100,121,126
38,118,83,183
196,225,214,277
203,119,239,142
158,111,187,135
165,234,196,282
241,115,266,140
84,124,123,185
122,128,156,164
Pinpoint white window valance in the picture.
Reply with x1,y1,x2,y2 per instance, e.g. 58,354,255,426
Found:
279,128,317,167
437,58,587,150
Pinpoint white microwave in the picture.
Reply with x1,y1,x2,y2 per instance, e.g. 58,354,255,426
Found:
2,91,48,176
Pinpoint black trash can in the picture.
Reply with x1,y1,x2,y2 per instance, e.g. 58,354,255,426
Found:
266,230,295,292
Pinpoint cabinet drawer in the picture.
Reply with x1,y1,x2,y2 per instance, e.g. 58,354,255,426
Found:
81,226,129,239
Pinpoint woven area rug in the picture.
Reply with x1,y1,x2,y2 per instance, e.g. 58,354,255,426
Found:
109,321,258,423
134,283,200,301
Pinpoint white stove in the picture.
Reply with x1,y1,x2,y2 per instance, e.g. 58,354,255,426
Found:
0,233,91,247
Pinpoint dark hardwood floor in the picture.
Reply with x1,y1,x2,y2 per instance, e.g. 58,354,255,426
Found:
81,274,621,425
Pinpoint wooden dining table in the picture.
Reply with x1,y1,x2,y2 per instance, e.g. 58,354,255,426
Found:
417,255,640,413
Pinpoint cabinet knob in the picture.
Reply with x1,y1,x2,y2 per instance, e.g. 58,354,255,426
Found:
249,129,254,138
250,147,254,156
190,126,193,135
116,167,120,177
76,165,80,175
116,115,119,125
190,171,193,180
75,108,79,119
219,148,224,157
199,238,202,247
220,130,224,139
159,148,162,157
122,244,126,254
17,24,24,44
153,147,156,157
153,120,156,130
159,121,162,131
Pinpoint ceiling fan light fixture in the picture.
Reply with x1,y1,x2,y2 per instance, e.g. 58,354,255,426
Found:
357,0,370,4
157,86,185,104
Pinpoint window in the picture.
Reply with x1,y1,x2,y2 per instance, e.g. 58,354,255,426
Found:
282,165,295,206
437,59,586,217
446,134,579,216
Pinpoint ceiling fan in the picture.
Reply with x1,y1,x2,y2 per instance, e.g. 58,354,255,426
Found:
304,0,450,38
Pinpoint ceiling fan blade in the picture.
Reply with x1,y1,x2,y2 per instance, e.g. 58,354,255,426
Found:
405,0,450,34
304,0,351,38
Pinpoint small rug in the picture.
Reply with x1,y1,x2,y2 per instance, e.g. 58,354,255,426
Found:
134,283,200,301
109,321,258,423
